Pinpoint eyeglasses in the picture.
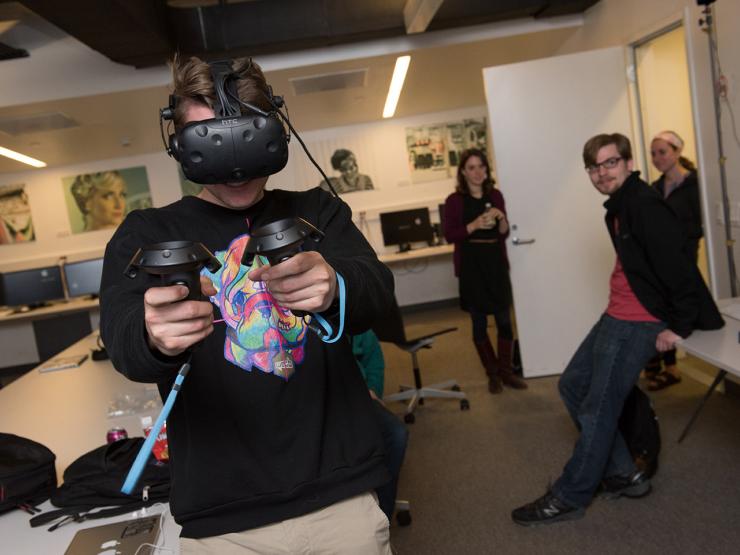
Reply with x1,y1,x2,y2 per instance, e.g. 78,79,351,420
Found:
585,156,622,174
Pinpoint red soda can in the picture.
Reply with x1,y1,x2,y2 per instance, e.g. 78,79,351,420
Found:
107,427,128,444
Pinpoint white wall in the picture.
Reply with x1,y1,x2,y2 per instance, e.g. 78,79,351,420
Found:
0,150,181,271
278,105,486,253
0,105,485,303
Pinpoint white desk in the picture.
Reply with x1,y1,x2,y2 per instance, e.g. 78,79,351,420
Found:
3,501,180,554
676,298,740,442
0,296,99,323
0,332,181,552
0,297,100,370
378,244,457,307
0,332,160,481
378,244,453,264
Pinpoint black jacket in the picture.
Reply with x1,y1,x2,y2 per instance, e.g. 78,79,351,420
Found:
653,170,703,260
603,172,723,337
100,188,395,538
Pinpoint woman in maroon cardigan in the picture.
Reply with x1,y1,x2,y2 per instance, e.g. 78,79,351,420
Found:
443,149,527,393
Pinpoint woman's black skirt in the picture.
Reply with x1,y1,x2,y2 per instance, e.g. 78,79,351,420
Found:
458,241,512,314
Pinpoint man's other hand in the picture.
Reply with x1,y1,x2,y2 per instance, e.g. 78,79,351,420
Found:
144,276,217,356
248,251,338,314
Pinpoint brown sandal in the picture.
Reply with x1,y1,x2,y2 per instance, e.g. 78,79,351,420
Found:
647,371,681,391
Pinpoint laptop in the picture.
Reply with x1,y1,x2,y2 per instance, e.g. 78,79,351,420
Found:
64,515,162,555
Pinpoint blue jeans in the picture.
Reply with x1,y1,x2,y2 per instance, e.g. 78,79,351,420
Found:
373,400,409,519
552,314,665,508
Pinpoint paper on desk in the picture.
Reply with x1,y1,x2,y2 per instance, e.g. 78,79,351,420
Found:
37,353,88,373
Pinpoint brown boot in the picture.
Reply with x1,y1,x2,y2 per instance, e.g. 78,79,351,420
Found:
474,339,503,394
497,338,528,389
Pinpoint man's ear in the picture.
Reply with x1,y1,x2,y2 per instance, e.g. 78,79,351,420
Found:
627,158,634,171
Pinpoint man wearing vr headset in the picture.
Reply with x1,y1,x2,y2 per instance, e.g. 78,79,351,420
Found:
100,56,395,553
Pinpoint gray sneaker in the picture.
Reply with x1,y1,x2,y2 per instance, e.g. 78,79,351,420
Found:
598,471,651,500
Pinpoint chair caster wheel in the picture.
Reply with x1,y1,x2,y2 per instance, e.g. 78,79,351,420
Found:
396,509,412,526
460,399,470,411
451,385,461,392
404,413,416,424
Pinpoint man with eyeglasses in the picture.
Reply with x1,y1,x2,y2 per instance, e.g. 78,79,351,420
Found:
511,132,723,526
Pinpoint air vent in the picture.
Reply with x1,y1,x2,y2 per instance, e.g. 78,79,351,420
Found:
290,69,368,96
0,112,78,136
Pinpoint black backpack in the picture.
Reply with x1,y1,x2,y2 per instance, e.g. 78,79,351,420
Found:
619,385,661,478
30,437,170,531
0,433,57,515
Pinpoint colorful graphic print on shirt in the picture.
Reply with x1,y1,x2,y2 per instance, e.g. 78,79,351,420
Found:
202,233,307,380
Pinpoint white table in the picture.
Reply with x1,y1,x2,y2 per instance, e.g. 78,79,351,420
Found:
676,298,740,442
378,244,458,307
3,500,180,554
0,332,182,552
377,243,453,264
0,297,100,371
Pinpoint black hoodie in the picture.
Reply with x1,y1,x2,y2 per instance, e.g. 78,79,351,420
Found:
100,188,394,538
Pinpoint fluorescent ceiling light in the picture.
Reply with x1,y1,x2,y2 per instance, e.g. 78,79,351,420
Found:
0,146,47,168
383,55,411,118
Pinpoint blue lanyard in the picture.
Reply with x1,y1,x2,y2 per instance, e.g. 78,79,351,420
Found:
310,272,346,343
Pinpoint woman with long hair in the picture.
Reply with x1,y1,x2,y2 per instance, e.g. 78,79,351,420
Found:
443,148,527,393
645,130,703,391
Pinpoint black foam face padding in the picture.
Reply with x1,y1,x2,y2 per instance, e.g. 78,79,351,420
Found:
172,114,288,185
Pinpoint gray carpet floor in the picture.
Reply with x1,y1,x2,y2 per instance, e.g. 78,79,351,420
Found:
381,304,740,555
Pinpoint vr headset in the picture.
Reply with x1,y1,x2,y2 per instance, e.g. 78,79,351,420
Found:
160,59,289,185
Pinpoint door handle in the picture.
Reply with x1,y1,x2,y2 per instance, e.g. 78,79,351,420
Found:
510,224,535,246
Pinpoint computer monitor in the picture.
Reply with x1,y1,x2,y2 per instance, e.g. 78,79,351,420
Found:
64,257,104,299
0,266,65,310
379,207,433,252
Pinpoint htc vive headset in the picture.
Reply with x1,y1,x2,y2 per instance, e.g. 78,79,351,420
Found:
160,59,289,185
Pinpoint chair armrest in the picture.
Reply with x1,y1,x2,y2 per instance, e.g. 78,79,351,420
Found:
398,327,457,351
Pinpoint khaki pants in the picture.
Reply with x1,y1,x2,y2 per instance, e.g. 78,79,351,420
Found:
181,492,391,554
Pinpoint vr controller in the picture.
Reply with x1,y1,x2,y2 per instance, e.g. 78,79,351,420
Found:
124,241,222,300
242,218,325,320
241,217,324,267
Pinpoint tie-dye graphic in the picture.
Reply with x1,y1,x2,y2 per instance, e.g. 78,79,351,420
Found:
202,234,307,380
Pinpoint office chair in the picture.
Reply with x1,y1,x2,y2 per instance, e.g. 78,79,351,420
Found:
375,300,469,423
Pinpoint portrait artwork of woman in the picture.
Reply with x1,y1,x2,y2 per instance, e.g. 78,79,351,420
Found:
70,171,128,231
318,149,374,194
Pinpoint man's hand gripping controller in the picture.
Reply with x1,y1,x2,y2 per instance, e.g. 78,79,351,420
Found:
124,241,222,299
241,218,324,269
241,218,331,334
119,241,221,497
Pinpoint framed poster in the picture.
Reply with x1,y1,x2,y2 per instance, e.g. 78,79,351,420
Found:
0,183,35,244
406,118,488,183
62,166,152,233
